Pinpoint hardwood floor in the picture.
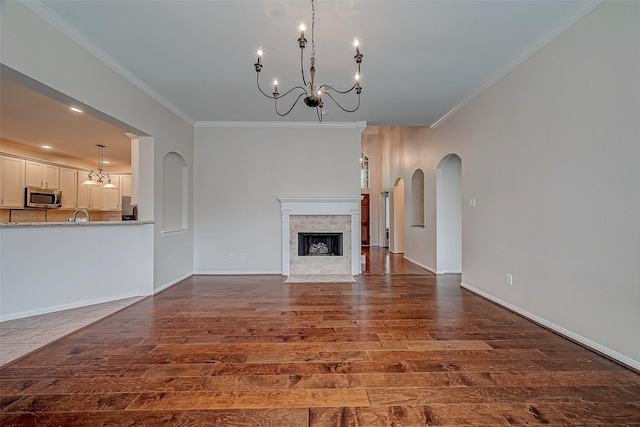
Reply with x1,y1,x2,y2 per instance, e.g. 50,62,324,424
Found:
1,248,639,426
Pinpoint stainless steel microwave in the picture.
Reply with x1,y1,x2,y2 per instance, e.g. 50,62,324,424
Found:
25,187,62,208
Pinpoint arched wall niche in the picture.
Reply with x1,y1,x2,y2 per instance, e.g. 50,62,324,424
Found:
436,153,462,274
410,169,425,227
162,151,188,233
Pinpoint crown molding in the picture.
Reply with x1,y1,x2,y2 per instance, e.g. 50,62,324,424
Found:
431,0,603,128
20,0,195,127
195,121,368,130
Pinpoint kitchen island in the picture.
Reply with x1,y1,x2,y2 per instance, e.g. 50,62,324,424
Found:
0,221,154,321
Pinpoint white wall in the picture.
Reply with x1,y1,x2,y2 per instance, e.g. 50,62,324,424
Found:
377,2,640,368
193,124,362,273
378,126,436,270
1,1,194,290
0,224,153,321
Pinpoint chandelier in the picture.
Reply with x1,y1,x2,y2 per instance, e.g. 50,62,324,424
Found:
81,144,117,189
254,0,363,122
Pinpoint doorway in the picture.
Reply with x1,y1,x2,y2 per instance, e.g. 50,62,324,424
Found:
380,191,389,248
361,194,370,246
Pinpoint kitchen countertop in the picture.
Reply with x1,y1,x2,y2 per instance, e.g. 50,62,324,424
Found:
0,220,155,228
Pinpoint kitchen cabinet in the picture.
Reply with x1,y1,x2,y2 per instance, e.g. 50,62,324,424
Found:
77,175,121,211
25,161,59,189
0,156,26,208
120,174,132,198
76,180,90,209
59,168,78,209
102,175,121,211
77,183,103,211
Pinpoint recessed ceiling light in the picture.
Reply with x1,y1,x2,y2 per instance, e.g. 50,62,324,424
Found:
70,107,83,113
102,161,110,164
41,145,52,149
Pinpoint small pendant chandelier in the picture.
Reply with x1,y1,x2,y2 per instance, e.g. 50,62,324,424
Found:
254,0,363,122
81,144,117,189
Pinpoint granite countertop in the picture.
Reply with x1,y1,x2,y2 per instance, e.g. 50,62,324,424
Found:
0,220,155,228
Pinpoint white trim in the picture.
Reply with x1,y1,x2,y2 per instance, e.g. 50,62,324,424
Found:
0,292,143,322
153,273,193,295
460,282,640,372
193,271,282,276
195,121,367,130
20,0,195,126
439,270,462,274
403,256,437,274
431,0,603,128
160,228,190,237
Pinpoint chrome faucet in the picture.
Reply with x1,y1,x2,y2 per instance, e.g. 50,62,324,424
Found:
69,209,89,222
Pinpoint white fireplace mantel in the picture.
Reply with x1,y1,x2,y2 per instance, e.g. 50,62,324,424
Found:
278,197,362,276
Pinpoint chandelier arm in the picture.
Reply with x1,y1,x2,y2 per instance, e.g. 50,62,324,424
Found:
323,92,361,113
275,92,307,117
316,107,323,122
256,74,277,99
279,85,309,99
318,83,357,95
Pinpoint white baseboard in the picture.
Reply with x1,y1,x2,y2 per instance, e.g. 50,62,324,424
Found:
193,271,282,276
440,270,462,274
460,282,640,372
403,256,437,274
153,273,194,295
0,292,142,322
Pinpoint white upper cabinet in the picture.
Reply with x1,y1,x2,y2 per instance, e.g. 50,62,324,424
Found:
120,174,132,198
0,156,26,208
77,175,121,211
59,168,78,209
102,175,121,211
25,161,60,189
1,154,129,212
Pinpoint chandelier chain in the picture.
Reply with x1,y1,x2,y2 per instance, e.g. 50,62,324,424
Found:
311,0,316,60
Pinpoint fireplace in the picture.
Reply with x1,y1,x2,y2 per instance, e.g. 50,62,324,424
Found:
278,197,361,280
298,232,343,256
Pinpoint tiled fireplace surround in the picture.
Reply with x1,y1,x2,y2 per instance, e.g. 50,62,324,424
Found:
279,197,361,281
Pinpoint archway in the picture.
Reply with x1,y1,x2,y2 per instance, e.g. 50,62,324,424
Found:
436,154,462,273
390,177,405,254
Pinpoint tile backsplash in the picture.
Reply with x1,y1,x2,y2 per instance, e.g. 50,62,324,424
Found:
1,209,121,223
9,209,47,222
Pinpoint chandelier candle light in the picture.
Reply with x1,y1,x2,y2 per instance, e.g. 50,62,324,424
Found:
81,144,117,189
254,0,363,121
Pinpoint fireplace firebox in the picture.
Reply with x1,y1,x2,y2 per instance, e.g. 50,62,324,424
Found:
298,232,343,256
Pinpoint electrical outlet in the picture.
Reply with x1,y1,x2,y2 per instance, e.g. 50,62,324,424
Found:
229,253,234,260
240,253,245,260
505,274,513,286
469,197,476,207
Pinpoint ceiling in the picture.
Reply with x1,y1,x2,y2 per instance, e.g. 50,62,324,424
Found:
36,0,590,126
2,1,593,166
0,72,134,171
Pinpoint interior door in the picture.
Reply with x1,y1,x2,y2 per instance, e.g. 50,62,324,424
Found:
361,194,370,246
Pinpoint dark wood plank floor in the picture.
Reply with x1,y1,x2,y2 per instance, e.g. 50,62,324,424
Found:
1,248,639,426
